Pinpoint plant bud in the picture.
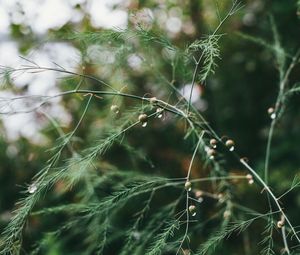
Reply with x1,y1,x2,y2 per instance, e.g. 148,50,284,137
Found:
277,220,284,228
138,113,148,123
110,104,120,114
207,148,216,159
277,215,285,228
188,205,196,216
267,107,276,119
267,107,274,115
223,210,231,219
210,138,217,148
246,174,254,184
225,139,235,151
149,97,157,104
225,139,234,147
156,108,163,118
218,193,225,203
138,114,148,127
195,190,203,198
185,181,192,191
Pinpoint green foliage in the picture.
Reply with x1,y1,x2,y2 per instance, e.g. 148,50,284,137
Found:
188,34,221,83
1,1,300,255
195,211,275,255
145,219,179,255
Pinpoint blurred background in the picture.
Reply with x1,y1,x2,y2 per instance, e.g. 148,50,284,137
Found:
0,0,300,254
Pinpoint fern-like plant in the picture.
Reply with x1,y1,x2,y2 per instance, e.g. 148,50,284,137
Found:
0,1,300,255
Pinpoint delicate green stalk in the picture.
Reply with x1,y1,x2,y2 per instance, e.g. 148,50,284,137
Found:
240,159,300,244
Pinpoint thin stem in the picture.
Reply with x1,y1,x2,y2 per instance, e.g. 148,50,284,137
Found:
187,52,204,113
189,175,248,183
282,226,291,254
277,184,299,200
186,1,237,113
264,119,275,183
212,0,242,36
38,110,75,155
176,136,202,255
37,94,93,181
264,49,300,183
4,65,118,92
240,159,300,244
187,136,203,180
262,48,300,252
0,89,187,118
187,1,241,114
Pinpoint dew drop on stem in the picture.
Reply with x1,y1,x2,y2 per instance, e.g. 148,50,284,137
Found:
268,107,276,119
185,181,192,191
197,197,203,203
207,148,216,159
188,205,196,216
28,183,37,194
139,113,148,127
225,139,235,152
156,108,163,118
270,113,276,119
210,138,217,149
110,104,120,114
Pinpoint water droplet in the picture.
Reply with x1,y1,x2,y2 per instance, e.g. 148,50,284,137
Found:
270,113,276,119
28,184,37,194
225,139,235,151
138,113,148,124
268,107,277,120
218,193,225,203
207,149,216,159
223,210,231,219
183,249,191,255
188,205,196,216
185,181,192,191
142,122,148,127
156,108,163,118
110,104,120,114
210,139,217,148
195,190,203,198
197,197,204,203
277,220,284,228
149,97,157,104
132,231,141,240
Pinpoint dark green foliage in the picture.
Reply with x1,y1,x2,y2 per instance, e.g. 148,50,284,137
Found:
1,1,300,255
